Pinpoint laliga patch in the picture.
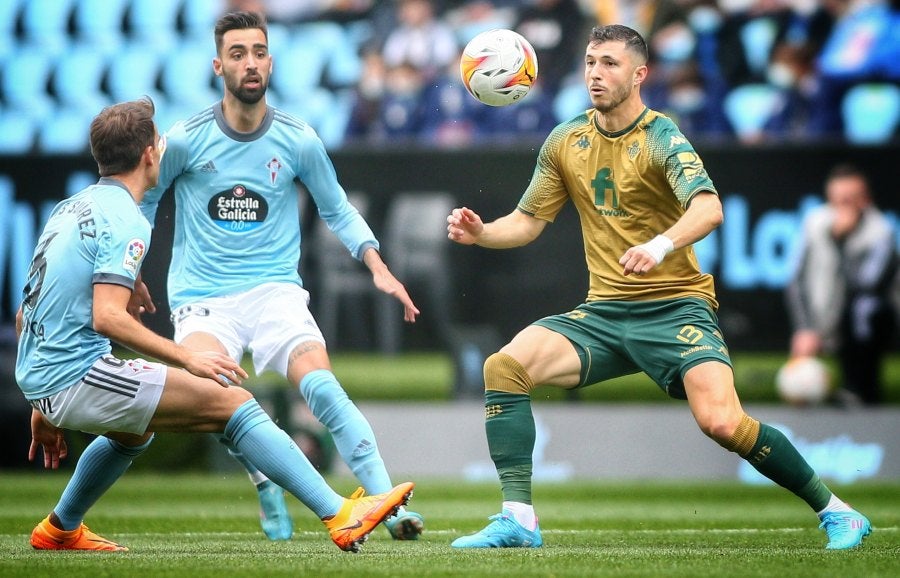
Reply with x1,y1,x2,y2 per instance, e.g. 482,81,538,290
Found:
122,238,146,275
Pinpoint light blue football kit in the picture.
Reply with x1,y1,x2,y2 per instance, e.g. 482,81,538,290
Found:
141,103,377,311
17,178,151,400
141,103,413,539
16,176,353,534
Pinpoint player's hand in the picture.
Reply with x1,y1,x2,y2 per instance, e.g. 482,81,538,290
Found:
790,329,821,358
184,351,248,387
29,409,68,470
127,277,157,321
447,207,483,245
830,206,861,239
620,235,673,276
372,268,421,323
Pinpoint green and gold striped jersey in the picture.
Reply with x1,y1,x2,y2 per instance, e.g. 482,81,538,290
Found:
518,107,718,307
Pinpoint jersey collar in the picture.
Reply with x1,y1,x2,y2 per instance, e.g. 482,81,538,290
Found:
591,107,650,138
213,102,275,142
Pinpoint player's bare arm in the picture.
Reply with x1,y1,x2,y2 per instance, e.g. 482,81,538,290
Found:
92,283,248,386
447,207,546,248
362,247,420,323
620,191,723,276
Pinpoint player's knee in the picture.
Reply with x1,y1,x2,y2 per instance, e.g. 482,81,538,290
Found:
483,352,535,394
709,413,760,457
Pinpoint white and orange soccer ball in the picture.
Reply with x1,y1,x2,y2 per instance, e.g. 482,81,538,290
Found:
459,28,538,107
775,356,832,406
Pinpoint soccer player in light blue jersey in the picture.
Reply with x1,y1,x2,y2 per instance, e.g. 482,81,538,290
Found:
17,97,413,553
140,11,425,541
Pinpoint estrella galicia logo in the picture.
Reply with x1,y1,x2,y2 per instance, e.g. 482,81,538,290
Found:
208,185,269,232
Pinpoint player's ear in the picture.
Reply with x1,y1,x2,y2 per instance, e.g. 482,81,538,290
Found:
213,57,223,77
633,64,648,86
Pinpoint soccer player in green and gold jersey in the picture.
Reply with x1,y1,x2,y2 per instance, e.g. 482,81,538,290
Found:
447,24,871,551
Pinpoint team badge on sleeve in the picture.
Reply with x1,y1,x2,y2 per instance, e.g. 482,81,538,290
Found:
123,238,147,275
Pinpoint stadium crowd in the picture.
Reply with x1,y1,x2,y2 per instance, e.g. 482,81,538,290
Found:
0,0,898,154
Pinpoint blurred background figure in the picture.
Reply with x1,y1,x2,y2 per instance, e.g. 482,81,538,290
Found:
785,163,899,406
382,0,459,83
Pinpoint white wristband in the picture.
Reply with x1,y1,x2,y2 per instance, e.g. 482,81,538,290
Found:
640,234,674,264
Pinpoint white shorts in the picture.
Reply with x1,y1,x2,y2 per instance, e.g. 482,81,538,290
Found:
170,281,324,377
30,355,167,435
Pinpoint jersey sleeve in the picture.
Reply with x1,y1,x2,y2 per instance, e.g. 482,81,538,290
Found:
140,121,189,226
648,116,718,207
296,129,379,260
517,121,575,222
93,202,151,289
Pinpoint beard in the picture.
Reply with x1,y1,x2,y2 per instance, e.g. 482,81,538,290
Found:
226,76,268,105
593,82,633,113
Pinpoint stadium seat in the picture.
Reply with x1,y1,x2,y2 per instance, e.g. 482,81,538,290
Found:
38,107,94,155
271,40,330,99
375,192,457,354
182,0,225,40
0,112,35,154
312,192,375,349
160,41,220,109
127,0,182,49
1,50,55,121
277,87,335,138
739,17,779,76
51,47,110,114
22,0,76,55
325,24,365,87
723,83,786,141
0,0,23,58
72,0,129,54
107,42,165,104
553,80,591,123
841,83,900,144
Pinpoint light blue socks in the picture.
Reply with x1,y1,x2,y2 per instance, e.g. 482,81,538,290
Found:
225,398,343,518
54,435,154,530
300,369,392,494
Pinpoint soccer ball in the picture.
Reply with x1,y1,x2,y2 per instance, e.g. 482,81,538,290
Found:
775,356,831,406
460,28,538,107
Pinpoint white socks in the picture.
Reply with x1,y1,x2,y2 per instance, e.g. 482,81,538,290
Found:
817,494,854,517
502,501,537,531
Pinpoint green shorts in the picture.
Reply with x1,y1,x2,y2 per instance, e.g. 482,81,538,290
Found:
533,298,732,399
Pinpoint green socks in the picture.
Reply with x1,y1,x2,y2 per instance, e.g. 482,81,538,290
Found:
746,423,833,511
485,390,535,504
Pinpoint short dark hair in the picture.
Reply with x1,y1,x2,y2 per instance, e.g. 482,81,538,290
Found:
826,162,868,186
589,25,648,64
215,11,268,54
89,97,156,177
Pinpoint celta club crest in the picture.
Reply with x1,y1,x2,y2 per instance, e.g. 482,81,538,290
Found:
266,157,282,185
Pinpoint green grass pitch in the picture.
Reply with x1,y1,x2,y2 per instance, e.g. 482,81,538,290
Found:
0,473,897,577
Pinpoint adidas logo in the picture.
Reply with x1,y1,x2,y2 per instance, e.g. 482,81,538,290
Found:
352,439,374,458
200,160,217,173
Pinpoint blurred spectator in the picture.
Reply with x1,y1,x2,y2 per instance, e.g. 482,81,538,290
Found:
811,0,900,137
474,82,557,143
345,49,390,140
513,0,589,94
420,54,482,147
786,163,899,406
382,0,459,81
715,0,797,87
370,60,429,143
